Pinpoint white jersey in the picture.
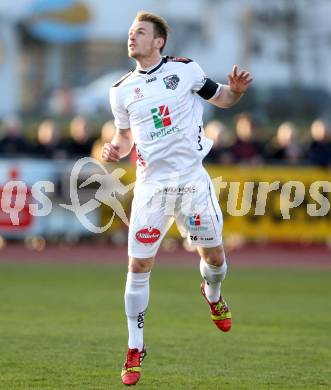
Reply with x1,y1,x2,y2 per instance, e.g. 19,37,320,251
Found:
109,56,221,182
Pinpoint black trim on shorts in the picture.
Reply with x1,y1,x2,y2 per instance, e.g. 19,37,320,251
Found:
197,78,219,100
208,184,219,222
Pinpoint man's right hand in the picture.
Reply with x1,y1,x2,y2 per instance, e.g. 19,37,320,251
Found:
102,143,121,162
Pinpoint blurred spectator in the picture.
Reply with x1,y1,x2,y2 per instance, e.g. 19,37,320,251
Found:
48,85,73,116
232,113,264,164
204,120,234,164
32,120,68,160
91,120,116,162
268,121,303,164
306,119,331,167
0,117,32,157
65,116,94,158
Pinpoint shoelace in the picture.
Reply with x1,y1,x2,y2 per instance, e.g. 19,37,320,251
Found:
126,349,140,368
214,301,227,314
126,348,146,368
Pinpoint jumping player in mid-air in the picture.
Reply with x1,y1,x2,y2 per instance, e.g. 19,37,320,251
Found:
102,11,253,386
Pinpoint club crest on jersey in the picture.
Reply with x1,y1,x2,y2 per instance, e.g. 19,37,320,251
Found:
163,74,180,90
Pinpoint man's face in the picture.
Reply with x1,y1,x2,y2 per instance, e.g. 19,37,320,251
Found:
128,21,162,60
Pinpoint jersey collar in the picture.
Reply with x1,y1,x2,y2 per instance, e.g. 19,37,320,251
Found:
137,57,167,75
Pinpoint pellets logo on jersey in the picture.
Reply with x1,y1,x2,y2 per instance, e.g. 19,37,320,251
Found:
151,105,172,129
136,227,161,244
189,214,201,226
163,74,180,90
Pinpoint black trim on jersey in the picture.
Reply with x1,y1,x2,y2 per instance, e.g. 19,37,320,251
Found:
138,58,167,75
165,56,192,64
112,70,134,87
197,78,219,100
137,56,193,76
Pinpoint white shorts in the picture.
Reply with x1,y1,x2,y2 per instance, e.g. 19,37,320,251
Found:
128,167,223,258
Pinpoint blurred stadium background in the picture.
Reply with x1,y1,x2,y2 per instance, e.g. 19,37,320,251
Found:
0,1,330,389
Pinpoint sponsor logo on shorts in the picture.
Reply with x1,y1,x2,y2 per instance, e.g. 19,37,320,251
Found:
189,214,201,226
155,185,197,195
135,227,161,244
189,225,208,232
188,213,209,231
165,185,197,194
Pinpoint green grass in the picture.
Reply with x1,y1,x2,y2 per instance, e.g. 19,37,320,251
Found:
0,262,330,390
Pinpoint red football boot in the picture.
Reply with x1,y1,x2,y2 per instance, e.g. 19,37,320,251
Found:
121,346,147,386
200,282,232,332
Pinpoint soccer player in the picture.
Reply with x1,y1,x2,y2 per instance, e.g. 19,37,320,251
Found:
102,11,253,386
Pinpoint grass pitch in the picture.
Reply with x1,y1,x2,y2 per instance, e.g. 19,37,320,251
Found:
0,261,330,389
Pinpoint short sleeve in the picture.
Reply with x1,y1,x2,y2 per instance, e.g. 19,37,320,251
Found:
109,87,130,129
189,61,221,100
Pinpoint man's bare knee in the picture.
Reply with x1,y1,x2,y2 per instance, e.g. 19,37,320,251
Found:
128,257,155,273
197,245,225,267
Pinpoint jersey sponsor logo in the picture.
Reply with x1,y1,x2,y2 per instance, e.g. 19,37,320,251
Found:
150,126,181,140
189,214,201,226
134,87,144,100
150,105,182,140
135,227,161,243
151,105,172,129
146,76,157,84
163,74,180,90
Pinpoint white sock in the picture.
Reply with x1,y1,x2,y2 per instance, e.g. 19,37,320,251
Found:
124,271,150,351
200,258,227,303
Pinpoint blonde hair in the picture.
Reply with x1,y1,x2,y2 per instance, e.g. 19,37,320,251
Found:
135,11,169,53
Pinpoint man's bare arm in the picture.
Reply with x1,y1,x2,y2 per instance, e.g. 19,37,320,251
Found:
209,65,253,109
102,128,134,162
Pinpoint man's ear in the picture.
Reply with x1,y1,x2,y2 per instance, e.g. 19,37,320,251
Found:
155,37,165,50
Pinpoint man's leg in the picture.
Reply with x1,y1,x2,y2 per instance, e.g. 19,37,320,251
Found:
198,245,227,303
121,256,154,386
198,245,232,332
125,257,154,351
123,182,174,385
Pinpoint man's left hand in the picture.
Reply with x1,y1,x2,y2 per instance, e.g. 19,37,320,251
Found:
227,65,253,94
